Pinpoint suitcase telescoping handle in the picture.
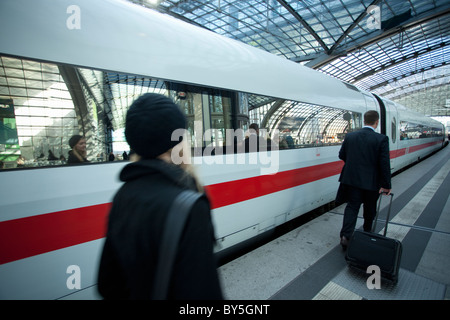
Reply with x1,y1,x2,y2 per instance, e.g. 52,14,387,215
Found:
371,192,394,237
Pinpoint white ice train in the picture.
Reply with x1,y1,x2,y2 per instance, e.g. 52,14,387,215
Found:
0,0,445,299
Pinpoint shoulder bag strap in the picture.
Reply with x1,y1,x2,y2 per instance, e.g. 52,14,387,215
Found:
152,190,202,300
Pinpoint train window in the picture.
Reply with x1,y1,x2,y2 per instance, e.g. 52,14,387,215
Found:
401,121,423,139
249,95,362,149
0,54,250,168
1,57,79,168
236,93,249,133
169,86,205,152
400,121,443,140
0,55,172,169
433,126,444,137
208,90,232,149
169,87,236,153
391,117,397,143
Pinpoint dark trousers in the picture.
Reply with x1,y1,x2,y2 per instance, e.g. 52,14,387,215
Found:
340,185,380,239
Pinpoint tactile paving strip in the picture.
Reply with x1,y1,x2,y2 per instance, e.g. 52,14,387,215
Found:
331,267,446,300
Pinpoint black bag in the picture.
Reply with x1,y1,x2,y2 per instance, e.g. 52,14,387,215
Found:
152,190,202,299
345,193,402,284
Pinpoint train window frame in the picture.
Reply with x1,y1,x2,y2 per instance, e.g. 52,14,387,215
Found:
391,117,397,143
399,120,443,141
249,94,362,149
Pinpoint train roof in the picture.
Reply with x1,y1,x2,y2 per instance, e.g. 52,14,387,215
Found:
380,96,444,127
0,0,367,112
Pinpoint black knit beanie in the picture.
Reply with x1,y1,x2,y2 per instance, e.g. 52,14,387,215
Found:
125,93,186,159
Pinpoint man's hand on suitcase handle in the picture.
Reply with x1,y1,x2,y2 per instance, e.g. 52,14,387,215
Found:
379,188,392,196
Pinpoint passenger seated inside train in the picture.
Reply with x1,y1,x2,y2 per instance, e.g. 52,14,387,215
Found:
67,135,89,164
244,123,272,153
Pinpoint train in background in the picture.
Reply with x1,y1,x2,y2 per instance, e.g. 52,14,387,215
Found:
0,0,445,299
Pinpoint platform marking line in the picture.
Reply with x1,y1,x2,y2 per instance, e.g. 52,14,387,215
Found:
379,159,450,242
312,281,362,300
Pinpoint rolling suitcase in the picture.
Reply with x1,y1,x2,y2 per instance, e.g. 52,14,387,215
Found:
345,192,402,284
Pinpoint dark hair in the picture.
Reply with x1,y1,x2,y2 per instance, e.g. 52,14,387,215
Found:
69,134,84,149
364,110,379,125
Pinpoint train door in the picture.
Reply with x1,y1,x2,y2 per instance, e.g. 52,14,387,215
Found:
384,101,399,172
387,102,399,172
363,93,381,132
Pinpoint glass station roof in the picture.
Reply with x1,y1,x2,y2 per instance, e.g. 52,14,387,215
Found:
132,0,450,117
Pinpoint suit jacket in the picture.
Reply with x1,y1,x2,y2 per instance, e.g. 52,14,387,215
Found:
338,127,391,192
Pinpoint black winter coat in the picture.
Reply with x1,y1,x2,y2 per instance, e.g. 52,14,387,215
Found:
67,150,88,164
97,159,223,299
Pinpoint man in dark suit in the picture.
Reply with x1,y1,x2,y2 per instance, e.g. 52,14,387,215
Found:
336,110,392,249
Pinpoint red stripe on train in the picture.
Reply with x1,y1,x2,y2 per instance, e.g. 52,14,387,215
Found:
0,203,111,265
390,140,441,158
204,161,344,209
0,161,344,265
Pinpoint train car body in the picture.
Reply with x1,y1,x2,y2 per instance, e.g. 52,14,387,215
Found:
0,0,445,299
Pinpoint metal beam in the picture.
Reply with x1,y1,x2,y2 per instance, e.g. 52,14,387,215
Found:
305,5,450,69
261,99,285,129
352,41,449,83
276,0,329,52
58,65,89,136
369,61,448,91
383,78,449,100
328,0,383,55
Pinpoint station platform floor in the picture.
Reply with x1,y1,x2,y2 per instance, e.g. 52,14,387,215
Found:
218,145,450,300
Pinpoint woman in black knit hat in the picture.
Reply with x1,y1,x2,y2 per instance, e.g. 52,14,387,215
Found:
98,93,223,300
67,134,89,164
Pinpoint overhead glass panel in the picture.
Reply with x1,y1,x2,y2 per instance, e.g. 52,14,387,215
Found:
129,0,449,117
